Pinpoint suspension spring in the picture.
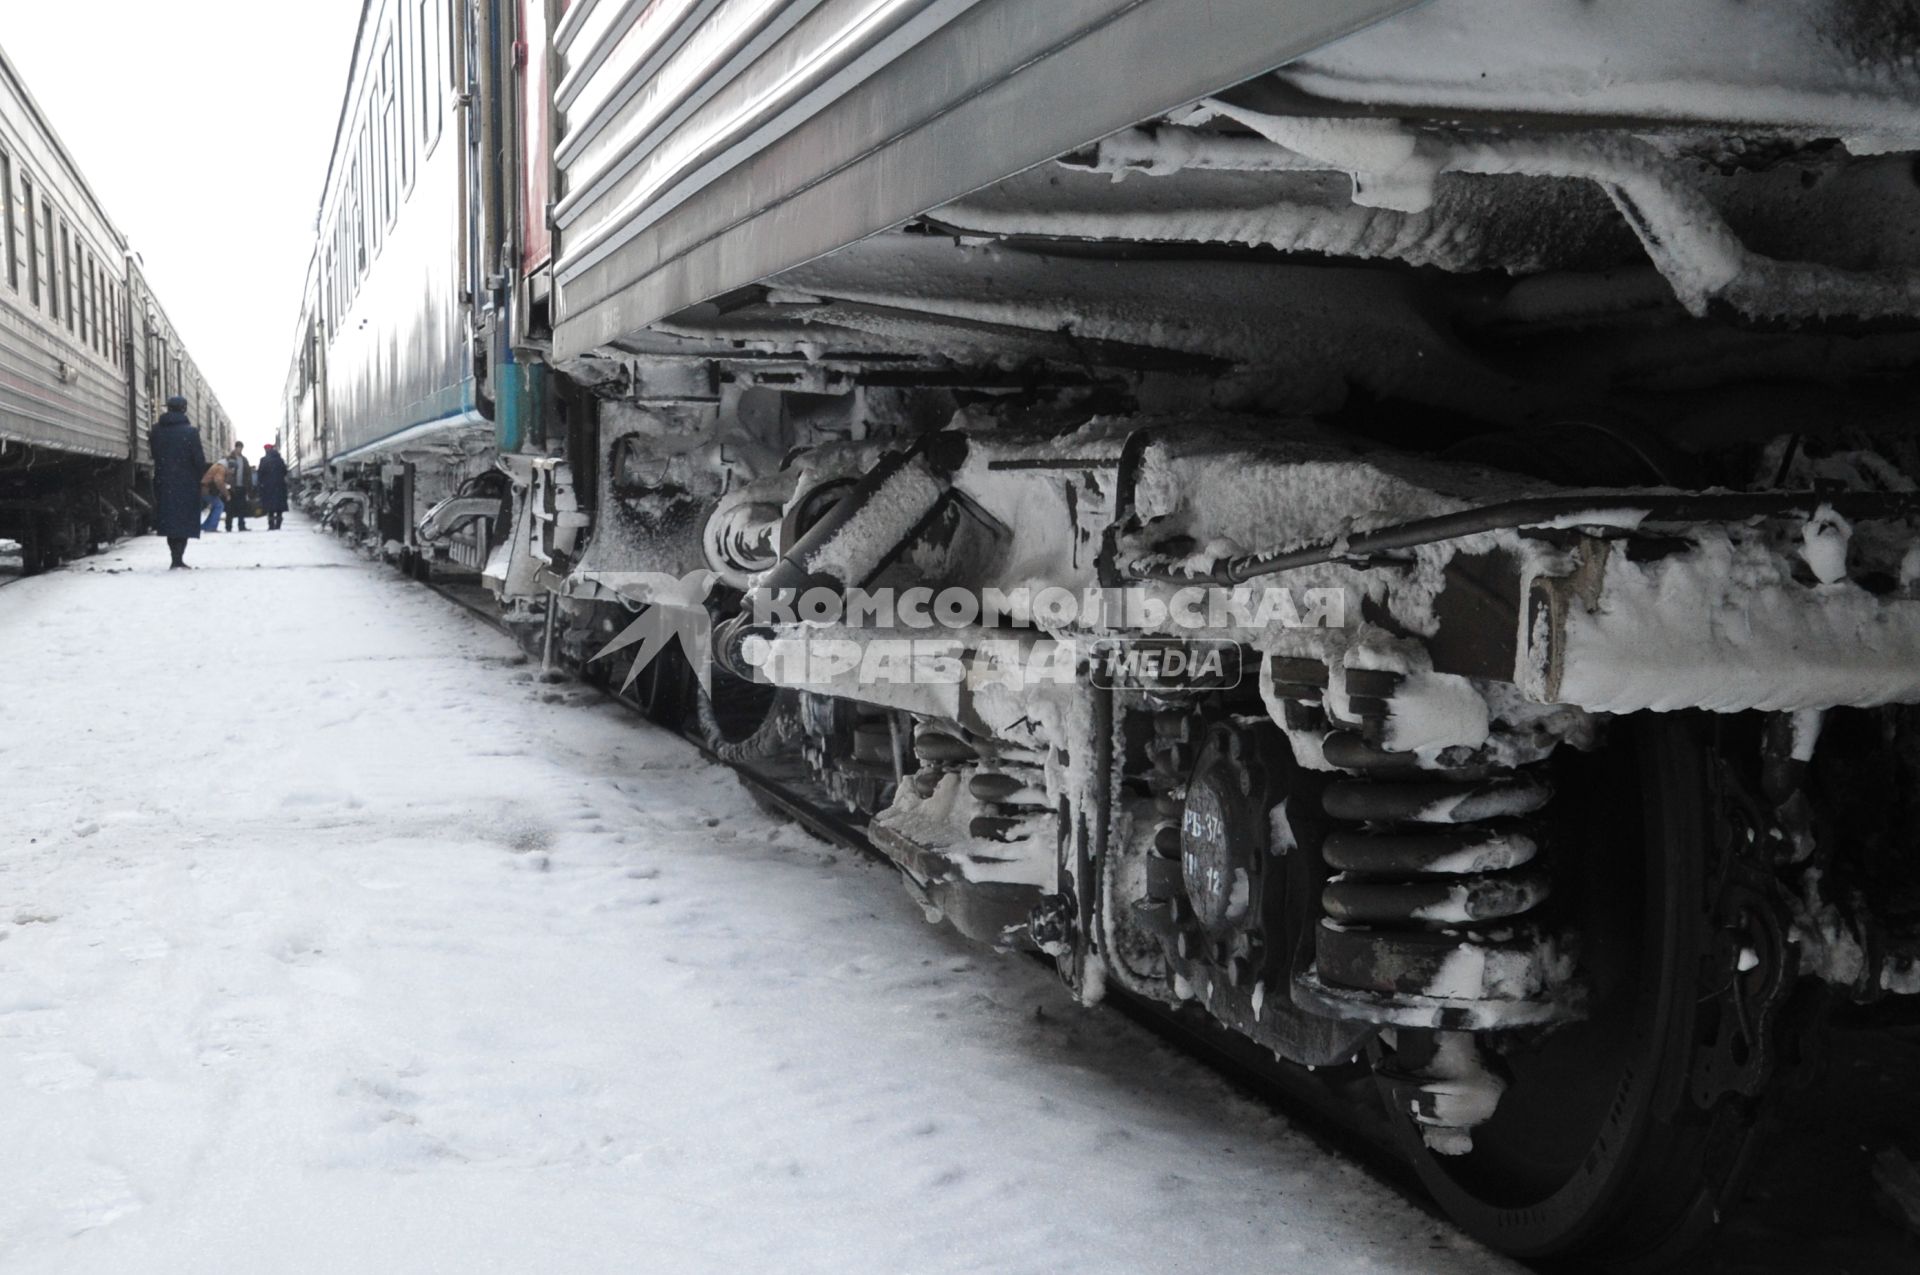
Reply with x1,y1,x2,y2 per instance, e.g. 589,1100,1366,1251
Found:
910,721,976,798
967,744,1051,844
1291,669,1579,1032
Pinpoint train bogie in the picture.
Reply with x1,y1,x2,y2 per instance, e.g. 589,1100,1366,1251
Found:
289,2,1920,1264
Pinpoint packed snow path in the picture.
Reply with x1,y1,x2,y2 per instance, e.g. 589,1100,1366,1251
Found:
0,522,1511,1274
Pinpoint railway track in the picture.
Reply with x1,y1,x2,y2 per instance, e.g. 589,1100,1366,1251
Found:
413,566,1919,1275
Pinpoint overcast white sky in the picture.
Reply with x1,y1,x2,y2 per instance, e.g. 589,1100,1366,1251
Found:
6,2,366,441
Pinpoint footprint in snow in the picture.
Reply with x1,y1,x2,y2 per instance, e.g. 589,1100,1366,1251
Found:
271,931,327,964
59,1164,144,1235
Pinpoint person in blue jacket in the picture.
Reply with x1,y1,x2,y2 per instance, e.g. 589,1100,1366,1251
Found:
148,395,208,569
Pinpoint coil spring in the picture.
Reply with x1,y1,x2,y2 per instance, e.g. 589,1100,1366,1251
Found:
967,745,1051,844
1299,668,1573,1028
912,722,1055,844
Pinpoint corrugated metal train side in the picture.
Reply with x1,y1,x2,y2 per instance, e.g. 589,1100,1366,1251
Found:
0,42,232,571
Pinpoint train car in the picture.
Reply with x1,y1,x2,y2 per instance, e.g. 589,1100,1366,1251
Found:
291,2,1920,1264
280,255,332,486
285,0,502,565
129,260,232,463
0,41,231,572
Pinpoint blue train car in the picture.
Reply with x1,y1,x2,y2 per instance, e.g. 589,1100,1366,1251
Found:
284,0,495,563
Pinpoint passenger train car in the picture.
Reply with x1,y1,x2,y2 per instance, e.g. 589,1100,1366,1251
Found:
0,44,231,571
287,1,1920,1263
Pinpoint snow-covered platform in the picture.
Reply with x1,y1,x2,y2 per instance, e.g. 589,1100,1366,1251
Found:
0,520,1509,1273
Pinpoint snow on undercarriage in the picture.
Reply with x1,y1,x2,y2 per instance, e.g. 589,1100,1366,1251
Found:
281,0,1920,1266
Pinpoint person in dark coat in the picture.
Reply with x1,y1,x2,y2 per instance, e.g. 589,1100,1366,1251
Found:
257,444,290,530
148,395,208,570
223,442,254,531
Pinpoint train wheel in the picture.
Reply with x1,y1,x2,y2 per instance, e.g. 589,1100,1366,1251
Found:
1375,715,1770,1266
626,634,693,727
695,664,799,764
20,515,58,575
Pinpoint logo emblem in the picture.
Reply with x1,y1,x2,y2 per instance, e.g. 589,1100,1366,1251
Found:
590,571,717,695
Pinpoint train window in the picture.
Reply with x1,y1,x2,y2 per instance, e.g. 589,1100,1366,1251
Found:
398,6,415,191
43,202,56,318
22,176,37,306
0,149,14,291
60,220,74,332
351,154,366,274
420,0,443,153
365,115,383,255
380,38,397,228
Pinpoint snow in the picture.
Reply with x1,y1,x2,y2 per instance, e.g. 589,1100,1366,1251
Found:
869,770,1054,890
798,454,948,588
0,518,1511,1274
1201,98,1920,325
1281,0,1920,142
1800,504,1852,584
1529,528,1920,713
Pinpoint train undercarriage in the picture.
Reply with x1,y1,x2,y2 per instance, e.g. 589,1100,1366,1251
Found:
0,446,147,575
294,3,1920,1263
312,353,1920,1264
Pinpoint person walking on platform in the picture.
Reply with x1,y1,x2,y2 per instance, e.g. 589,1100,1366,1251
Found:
201,458,230,533
223,442,254,532
257,443,289,530
149,396,209,570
